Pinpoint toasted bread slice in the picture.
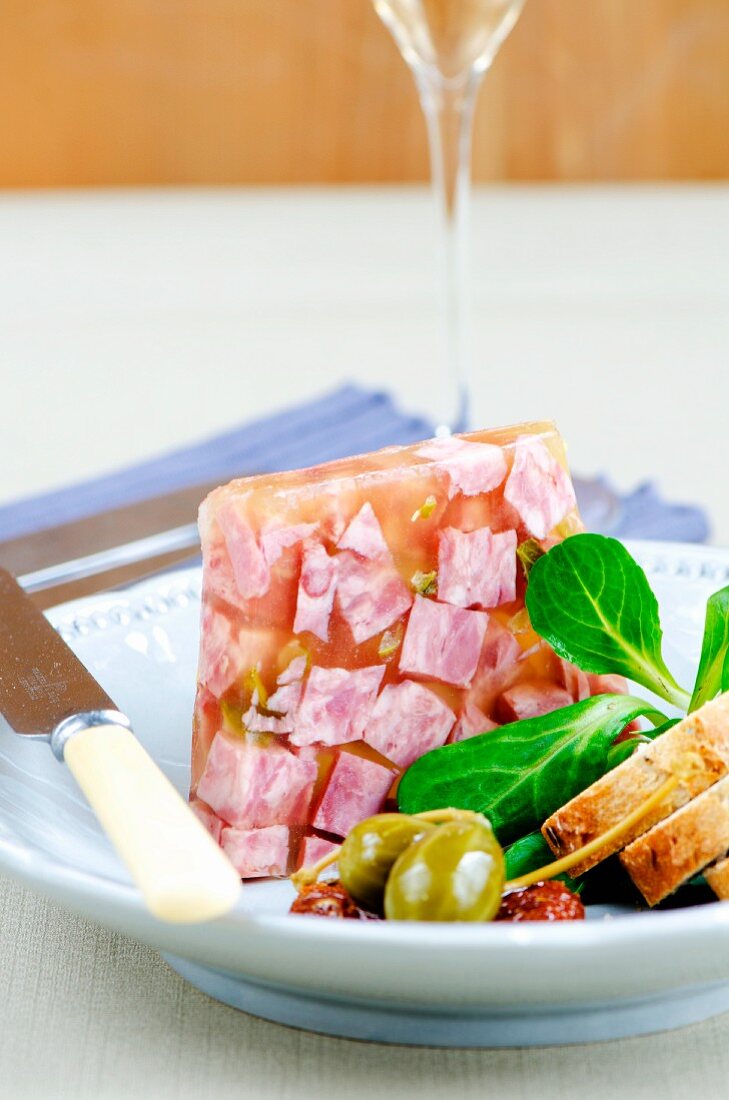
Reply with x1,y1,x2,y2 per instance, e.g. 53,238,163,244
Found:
541,693,729,875
704,855,729,899
620,774,729,905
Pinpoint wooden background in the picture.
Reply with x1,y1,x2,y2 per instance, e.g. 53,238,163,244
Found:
1,0,728,187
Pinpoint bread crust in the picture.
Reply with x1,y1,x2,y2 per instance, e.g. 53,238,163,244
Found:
620,774,729,905
541,694,729,875
705,855,729,900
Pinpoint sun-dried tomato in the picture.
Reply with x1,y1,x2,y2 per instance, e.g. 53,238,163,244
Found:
496,881,585,922
290,881,362,919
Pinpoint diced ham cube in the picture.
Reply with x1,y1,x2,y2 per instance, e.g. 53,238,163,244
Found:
336,552,413,644
437,526,517,609
189,798,224,843
312,753,395,838
243,661,306,734
364,680,455,768
192,687,222,785
278,655,308,685
588,673,630,696
242,707,295,735
260,522,318,567
417,438,508,499
221,824,289,878
558,658,591,702
197,732,317,828
266,680,303,716
298,835,340,868
496,681,574,723
199,497,245,610
400,595,488,689
203,538,247,610
218,501,271,599
318,482,361,545
504,436,577,539
478,618,523,679
337,501,390,559
465,619,523,713
452,702,498,742
198,607,242,698
291,665,385,747
293,540,339,641
198,609,280,699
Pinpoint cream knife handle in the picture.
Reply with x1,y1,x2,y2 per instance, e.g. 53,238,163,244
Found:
60,719,241,923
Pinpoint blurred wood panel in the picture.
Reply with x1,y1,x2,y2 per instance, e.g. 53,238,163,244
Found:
0,0,727,185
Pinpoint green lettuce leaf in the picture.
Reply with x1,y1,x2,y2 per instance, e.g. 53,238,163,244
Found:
526,533,690,710
503,830,583,891
397,694,666,845
689,585,729,712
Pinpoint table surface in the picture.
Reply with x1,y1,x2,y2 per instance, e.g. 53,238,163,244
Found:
2,185,729,1099
1,185,728,536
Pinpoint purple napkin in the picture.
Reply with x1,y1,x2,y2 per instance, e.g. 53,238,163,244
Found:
0,386,709,544
586,477,709,543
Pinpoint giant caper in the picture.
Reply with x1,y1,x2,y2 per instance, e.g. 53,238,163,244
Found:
383,814,505,922
338,813,436,913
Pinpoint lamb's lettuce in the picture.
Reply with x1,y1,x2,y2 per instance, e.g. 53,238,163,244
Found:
526,534,690,710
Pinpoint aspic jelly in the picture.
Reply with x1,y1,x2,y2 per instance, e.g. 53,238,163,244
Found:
190,422,594,878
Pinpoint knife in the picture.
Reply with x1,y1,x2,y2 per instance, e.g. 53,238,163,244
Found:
0,567,241,923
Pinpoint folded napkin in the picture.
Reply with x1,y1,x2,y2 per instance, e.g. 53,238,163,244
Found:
0,385,709,544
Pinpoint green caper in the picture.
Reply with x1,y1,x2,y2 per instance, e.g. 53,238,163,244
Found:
338,813,435,913
383,815,505,922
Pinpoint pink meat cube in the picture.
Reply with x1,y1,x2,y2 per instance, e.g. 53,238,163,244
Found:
452,702,499,742
293,539,339,641
198,607,281,700
241,706,295,735
221,824,289,879
504,436,577,539
438,526,517,609
364,680,455,768
298,835,341,869
338,501,391,559
312,752,396,838
417,438,508,498
472,619,524,690
400,596,488,689
189,798,224,843
197,732,317,829
242,660,305,734
557,658,591,702
197,606,241,699
291,665,385,747
588,673,630,696
191,421,582,875
217,501,272,599
261,522,318,567
336,552,413,644
266,680,303,716
497,682,574,723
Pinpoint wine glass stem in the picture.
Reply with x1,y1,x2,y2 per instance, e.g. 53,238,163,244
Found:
418,71,481,434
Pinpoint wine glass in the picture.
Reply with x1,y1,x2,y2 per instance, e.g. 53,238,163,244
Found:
372,0,526,433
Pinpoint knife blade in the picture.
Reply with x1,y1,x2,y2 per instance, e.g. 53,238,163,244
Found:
0,568,116,735
0,567,240,922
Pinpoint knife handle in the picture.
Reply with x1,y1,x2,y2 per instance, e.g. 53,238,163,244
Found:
62,721,241,923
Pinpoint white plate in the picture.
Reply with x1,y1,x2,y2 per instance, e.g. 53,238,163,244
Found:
3,540,729,1047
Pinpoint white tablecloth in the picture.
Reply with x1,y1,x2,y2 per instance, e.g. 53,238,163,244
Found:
0,185,727,537
4,873,729,1100
1,187,729,1098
